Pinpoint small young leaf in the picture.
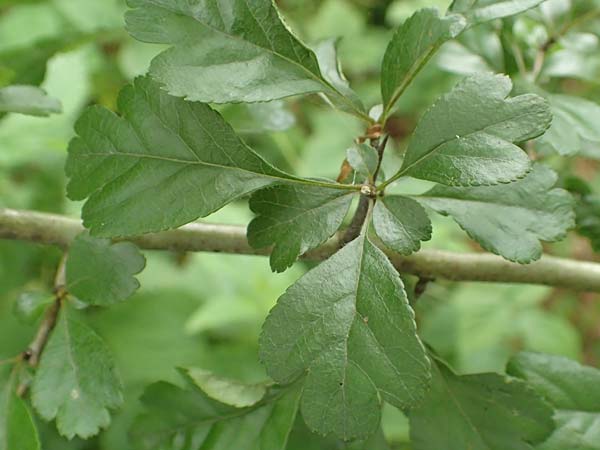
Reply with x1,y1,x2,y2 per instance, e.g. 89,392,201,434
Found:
125,0,366,119
449,0,547,25
398,73,550,186
0,85,61,117
417,164,575,263
248,185,354,272
507,352,600,450
373,196,432,255
31,308,123,439
13,291,54,324
131,370,301,450
381,8,466,115
409,357,555,450
0,375,41,450
66,76,340,237
66,232,146,306
260,232,430,440
347,143,379,181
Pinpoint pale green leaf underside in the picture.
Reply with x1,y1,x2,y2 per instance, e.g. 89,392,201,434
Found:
409,358,555,450
259,232,430,440
0,85,61,117
0,375,40,450
248,184,354,273
381,8,466,113
417,164,575,263
125,0,365,118
347,143,379,182
131,370,300,450
66,76,340,238
31,309,123,439
66,232,146,306
399,73,550,187
449,0,547,25
373,196,432,255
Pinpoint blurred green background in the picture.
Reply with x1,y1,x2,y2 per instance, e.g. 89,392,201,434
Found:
1,0,599,448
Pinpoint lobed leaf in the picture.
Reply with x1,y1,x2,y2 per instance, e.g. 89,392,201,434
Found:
0,85,61,117
260,231,430,440
66,232,146,306
248,184,354,273
0,373,40,450
409,357,555,450
417,164,575,263
31,308,123,439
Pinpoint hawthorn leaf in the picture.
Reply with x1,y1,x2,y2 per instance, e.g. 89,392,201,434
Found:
248,184,354,272
0,374,40,450
12,291,54,324
508,352,600,450
130,369,301,450
125,0,366,119
409,357,555,450
0,85,61,117
417,164,575,263
397,73,550,187
373,196,432,255
66,76,343,237
31,308,123,439
540,95,600,156
449,0,547,25
259,232,430,440
576,195,600,252
381,8,466,114
222,101,296,135
66,232,146,306
347,143,379,182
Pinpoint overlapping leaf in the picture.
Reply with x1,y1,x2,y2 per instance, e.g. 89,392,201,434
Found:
576,194,600,252
508,352,600,450
260,231,430,440
130,368,301,450
248,184,354,273
0,86,61,117
449,0,547,25
66,76,345,237
409,357,555,450
417,164,574,263
66,232,146,306
125,0,366,118
31,308,123,439
397,73,550,186
373,196,432,255
0,373,40,450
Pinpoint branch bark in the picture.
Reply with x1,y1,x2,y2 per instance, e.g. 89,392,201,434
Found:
2,208,600,292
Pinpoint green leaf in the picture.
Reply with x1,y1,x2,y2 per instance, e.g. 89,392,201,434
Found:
259,231,430,440
396,73,550,187
66,76,345,237
125,0,367,120
221,101,296,135
12,291,54,325
381,8,466,116
0,374,40,450
31,308,123,439
409,357,555,450
347,143,379,182
449,0,547,25
507,352,600,450
0,85,61,117
373,196,432,255
66,232,146,306
540,95,600,156
576,195,600,252
248,185,354,273
417,164,575,263
130,369,301,450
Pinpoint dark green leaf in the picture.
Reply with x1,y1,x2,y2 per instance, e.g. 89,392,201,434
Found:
260,231,430,440
373,196,432,255
125,0,367,119
0,373,40,450
248,184,354,273
449,0,547,25
396,73,550,186
66,76,348,237
0,86,61,117
222,101,296,135
576,195,600,252
66,232,146,306
131,369,301,450
31,308,123,439
409,357,555,450
12,291,54,324
418,164,575,263
381,8,466,116
347,143,379,182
